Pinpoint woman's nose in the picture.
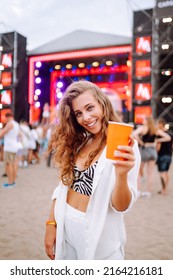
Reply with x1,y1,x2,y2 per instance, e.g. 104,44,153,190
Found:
82,111,91,122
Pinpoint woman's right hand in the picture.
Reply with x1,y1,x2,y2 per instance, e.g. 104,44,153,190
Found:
44,224,56,260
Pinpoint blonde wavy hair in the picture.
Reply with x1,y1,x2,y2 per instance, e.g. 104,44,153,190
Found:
48,81,120,186
145,116,157,135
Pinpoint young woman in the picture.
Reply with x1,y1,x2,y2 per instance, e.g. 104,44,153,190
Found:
156,118,172,195
133,116,171,197
45,81,141,260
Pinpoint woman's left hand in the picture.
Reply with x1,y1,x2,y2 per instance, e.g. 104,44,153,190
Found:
113,136,135,176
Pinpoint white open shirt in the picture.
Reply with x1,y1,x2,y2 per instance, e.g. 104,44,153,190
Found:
52,140,141,259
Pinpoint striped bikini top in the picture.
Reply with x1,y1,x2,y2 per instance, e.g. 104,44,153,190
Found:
71,161,98,196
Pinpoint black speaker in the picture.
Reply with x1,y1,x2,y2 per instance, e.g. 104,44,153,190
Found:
0,32,28,123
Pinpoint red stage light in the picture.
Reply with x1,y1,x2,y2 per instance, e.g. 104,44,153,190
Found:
136,36,151,54
134,106,152,124
2,53,13,68
135,83,152,100
1,72,12,86
135,60,151,77
0,90,12,104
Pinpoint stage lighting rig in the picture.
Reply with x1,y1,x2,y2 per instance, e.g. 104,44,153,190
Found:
162,17,172,23
161,43,170,49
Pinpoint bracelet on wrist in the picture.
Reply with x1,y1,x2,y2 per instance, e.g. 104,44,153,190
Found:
46,220,57,226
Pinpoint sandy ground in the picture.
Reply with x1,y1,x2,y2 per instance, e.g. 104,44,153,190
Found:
0,158,173,260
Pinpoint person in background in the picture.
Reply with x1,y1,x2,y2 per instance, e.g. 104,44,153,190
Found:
36,123,43,152
19,120,31,167
0,112,19,187
40,124,49,155
28,124,40,164
42,103,50,125
46,124,55,167
0,136,7,177
44,81,140,260
0,136,8,178
156,118,172,195
133,116,171,197
0,136,4,161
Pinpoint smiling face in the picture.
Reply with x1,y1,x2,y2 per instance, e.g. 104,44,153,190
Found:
72,90,103,135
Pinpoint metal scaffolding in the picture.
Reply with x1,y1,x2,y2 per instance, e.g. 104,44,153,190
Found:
152,6,173,129
132,1,173,130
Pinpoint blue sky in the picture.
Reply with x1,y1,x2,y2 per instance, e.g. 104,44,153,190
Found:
0,0,155,50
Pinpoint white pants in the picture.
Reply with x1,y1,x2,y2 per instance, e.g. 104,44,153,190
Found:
64,203,86,259
63,203,124,260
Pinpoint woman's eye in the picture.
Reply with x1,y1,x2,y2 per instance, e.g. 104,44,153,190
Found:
87,105,94,111
75,112,82,118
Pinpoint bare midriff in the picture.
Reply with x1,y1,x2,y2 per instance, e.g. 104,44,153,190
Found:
66,189,90,213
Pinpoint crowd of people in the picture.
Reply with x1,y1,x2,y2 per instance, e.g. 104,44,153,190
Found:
0,112,53,188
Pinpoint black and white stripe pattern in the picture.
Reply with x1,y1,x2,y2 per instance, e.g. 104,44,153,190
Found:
71,161,98,196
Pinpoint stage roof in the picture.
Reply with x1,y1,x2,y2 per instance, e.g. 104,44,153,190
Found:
28,29,131,56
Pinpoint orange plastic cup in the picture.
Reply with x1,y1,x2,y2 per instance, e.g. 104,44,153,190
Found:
106,121,134,161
